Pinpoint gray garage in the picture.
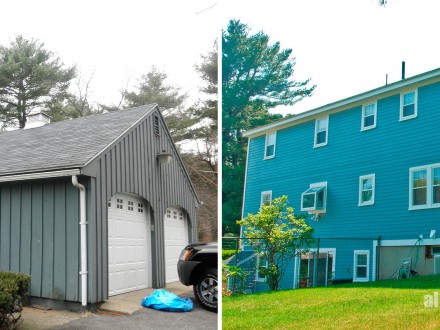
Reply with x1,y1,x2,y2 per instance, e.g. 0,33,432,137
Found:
0,104,199,308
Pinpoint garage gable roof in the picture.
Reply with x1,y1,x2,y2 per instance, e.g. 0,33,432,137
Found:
0,105,157,177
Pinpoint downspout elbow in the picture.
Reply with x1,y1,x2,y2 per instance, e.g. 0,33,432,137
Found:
72,175,88,307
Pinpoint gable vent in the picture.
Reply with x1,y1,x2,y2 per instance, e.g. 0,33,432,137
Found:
154,115,160,136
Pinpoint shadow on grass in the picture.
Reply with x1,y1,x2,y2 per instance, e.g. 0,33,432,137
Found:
326,274,440,290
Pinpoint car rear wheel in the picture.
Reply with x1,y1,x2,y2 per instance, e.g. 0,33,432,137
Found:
193,268,218,312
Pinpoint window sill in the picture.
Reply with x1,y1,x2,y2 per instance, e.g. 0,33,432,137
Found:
313,143,328,148
263,156,275,160
358,202,374,207
409,204,440,211
353,278,369,283
399,114,417,122
360,125,376,132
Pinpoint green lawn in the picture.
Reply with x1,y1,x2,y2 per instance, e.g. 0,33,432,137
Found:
222,275,440,330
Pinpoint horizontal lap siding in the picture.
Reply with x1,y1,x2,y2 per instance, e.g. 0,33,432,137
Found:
0,179,81,302
244,80,440,240
86,109,198,301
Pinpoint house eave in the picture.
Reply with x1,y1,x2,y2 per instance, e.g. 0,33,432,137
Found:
243,67,440,138
0,168,81,183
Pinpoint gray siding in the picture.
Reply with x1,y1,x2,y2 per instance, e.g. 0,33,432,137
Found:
0,179,81,302
0,107,198,305
83,108,198,303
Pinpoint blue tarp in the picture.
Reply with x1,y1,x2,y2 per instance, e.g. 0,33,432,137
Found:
141,290,193,312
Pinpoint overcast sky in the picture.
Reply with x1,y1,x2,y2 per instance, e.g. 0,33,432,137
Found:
220,0,440,115
0,0,221,107
2,1,440,116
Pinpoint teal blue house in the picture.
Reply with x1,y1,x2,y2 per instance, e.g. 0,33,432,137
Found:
235,67,440,293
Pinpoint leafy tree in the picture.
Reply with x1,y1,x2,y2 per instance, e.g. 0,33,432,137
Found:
124,65,196,142
0,36,76,128
238,195,314,291
222,20,316,234
182,43,218,242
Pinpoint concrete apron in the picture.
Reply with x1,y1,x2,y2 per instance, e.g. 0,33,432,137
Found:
99,282,193,315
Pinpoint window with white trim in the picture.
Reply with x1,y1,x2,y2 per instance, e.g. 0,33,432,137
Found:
116,198,124,210
301,182,327,213
138,203,144,213
400,90,417,121
264,132,276,159
359,174,375,206
410,164,440,209
361,103,376,130
260,191,272,207
128,201,134,211
166,209,171,218
353,250,369,282
255,254,268,282
314,117,328,147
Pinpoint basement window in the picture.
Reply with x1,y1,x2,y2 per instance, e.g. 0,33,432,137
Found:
353,250,370,282
255,254,268,282
301,183,327,212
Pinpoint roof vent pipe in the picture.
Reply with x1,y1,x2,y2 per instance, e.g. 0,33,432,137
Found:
402,61,406,80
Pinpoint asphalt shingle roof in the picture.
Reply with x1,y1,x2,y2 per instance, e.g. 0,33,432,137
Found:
0,104,156,177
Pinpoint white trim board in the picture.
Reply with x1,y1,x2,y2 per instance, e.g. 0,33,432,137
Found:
243,68,440,139
0,169,81,183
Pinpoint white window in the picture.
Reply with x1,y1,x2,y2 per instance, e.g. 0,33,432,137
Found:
359,174,375,206
361,103,376,131
314,117,328,147
400,90,417,121
108,200,112,208
173,211,178,219
255,254,268,282
264,132,276,159
138,203,144,213
179,212,183,220
166,209,171,218
260,191,272,207
301,182,327,213
409,164,440,210
353,250,370,282
127,201,134,211
116,198,124,210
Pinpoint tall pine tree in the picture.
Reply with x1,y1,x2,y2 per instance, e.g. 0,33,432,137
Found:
222,20,316,234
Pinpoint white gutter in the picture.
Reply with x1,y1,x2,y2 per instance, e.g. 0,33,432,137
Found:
72,175,88,307
0,169,80,183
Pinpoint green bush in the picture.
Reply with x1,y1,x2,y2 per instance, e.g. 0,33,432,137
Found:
222,249,237,260
0,271,31,330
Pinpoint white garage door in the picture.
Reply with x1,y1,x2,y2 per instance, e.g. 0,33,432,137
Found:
164,207,188,283
108,193,151,296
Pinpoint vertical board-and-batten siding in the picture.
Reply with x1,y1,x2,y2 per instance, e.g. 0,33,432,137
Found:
83,108,198,303
0,179,81,302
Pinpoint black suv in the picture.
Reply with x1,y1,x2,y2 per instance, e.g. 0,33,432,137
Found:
177,242,218,312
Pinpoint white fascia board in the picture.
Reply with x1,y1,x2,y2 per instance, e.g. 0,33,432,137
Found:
243,68,440,139
378,238,440,246
0,169,81,183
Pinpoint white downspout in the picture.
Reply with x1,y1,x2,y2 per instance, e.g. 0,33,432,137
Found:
72,175,87,307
